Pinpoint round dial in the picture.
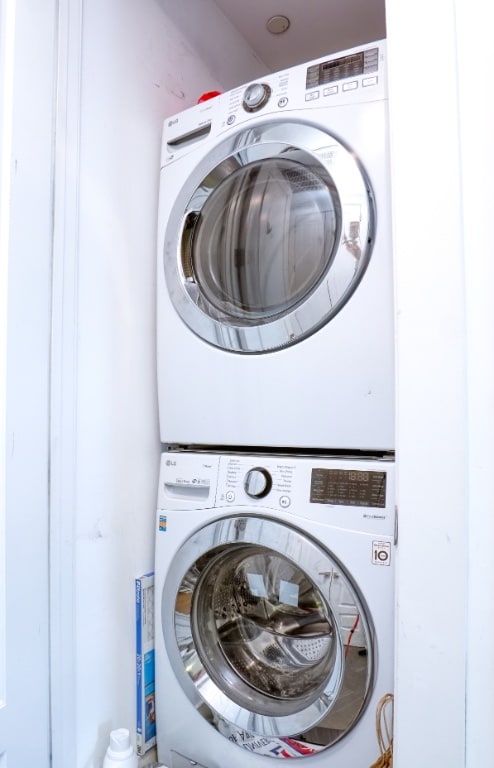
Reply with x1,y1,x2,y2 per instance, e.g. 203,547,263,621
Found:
242,82,271,112
244,467,273,498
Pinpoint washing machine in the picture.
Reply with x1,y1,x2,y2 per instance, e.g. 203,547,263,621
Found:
155,450,395,768
157,40,394,452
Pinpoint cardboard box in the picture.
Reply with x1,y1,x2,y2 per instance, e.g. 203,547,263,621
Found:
136,572,156,755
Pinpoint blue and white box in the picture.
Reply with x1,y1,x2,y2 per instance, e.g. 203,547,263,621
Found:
135,572,156,755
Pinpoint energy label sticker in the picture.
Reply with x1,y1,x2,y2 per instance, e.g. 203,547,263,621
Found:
372,541,391,566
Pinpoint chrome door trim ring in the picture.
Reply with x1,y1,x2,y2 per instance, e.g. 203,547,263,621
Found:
162,120,375,353
162,514,375,745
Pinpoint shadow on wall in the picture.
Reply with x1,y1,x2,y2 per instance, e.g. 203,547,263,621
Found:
160,0,387,73
153,0,268,89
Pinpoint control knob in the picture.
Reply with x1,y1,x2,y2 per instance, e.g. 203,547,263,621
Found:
244,467,272,499
242,82,271,112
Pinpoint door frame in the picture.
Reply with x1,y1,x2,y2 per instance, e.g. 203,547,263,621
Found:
0,0,56,762
49,0,84,765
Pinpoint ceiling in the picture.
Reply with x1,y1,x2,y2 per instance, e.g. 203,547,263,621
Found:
212,0,386,72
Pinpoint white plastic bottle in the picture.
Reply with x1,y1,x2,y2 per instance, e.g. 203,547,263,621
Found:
103,728,138,768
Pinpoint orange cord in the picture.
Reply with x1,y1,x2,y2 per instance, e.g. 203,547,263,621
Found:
369,693,394,768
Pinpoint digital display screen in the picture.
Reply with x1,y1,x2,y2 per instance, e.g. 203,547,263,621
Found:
310,468,386,508
306,47,379,89
322,53,365,80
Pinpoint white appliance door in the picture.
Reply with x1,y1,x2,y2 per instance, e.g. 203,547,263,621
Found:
162,515,375,758
163,121,374,353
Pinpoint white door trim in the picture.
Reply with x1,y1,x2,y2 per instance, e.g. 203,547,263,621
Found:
49,0,84,764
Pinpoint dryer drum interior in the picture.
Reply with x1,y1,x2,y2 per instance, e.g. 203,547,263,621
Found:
182,156,340,320
164,121,375,353
165,516,376,755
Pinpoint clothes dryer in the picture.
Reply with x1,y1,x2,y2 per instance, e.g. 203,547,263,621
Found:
155,450,395,768
157,40,394,451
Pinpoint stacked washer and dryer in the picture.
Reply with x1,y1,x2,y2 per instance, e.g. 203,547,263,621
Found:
155,40,395,768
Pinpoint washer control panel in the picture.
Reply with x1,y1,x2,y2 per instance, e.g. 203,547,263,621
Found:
310,468,386,508
219,455,294,508
158,452,395,535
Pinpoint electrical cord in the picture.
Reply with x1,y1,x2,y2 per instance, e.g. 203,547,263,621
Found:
369,692,394,768
345,613,360,657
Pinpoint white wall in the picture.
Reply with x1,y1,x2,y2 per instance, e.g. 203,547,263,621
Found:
387,2,467,761
155,0,268,88
386,1,494,765
456,4,494,763
50,1,266,766
0,0,56,762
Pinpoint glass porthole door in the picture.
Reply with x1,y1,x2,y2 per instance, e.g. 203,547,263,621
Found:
163,516,375,758
163,121,375,353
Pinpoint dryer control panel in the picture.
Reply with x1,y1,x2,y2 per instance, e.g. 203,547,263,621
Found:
305,46,379,89
161,39,387,168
